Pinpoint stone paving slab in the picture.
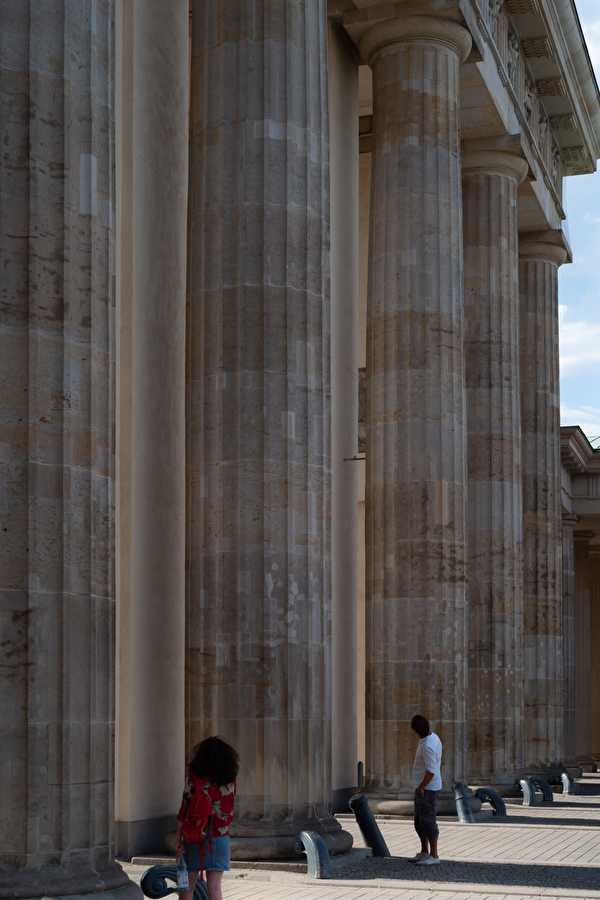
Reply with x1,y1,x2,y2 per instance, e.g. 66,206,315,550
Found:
124,786,600,900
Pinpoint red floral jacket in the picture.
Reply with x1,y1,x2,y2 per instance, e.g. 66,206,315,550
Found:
177,774,236,843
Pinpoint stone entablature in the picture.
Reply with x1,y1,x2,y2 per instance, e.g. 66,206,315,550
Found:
561,426,600,548
342,0,600,232
474,0,600,178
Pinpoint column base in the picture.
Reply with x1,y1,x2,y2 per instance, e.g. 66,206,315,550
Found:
116,816,176,859
0,862,140,900
469,781,522,798
167,815,353,861
367,791,481,817
332,786,358,814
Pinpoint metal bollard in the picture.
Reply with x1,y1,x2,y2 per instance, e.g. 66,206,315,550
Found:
296,831,332,879
561,771,576,795
349,793,391,857
141,865,209,900
453,782,475,823
475,787,507,817
519,777,537,806
357,760,364,790
529,777,553,802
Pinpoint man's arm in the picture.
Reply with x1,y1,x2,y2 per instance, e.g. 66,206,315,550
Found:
417,744,437,794
417,770,434,795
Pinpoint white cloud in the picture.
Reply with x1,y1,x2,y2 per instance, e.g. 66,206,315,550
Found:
560,402,600,444
559,304,600,375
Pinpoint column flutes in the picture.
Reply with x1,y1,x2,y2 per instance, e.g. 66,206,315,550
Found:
462,150,528,785
519,234,568,768
562,513,578,761
187,0,351,857
114,0,189,856
0,2,137,897
346,14,472,798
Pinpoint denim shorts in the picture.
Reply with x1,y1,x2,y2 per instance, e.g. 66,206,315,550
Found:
183,836,231,872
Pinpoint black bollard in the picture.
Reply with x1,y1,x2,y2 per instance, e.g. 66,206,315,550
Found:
141,865,208,900
529,776,553,802
453,782,474,823
357,760,364,790
349,793,391,857
475,787,507,817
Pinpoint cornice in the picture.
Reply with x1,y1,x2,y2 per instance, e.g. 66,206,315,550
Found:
541,0,600,165
561,425,596,474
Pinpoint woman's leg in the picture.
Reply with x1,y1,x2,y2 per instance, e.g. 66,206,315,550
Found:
179,871,197,900
206,870,223,900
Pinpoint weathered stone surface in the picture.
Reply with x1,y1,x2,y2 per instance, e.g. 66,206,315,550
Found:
519,234,568,769
328,21,361,810
562,513,578,760
187,0,351,857
462,150,528,785
114,0,189,858
356,15,472,793
0,1,137,896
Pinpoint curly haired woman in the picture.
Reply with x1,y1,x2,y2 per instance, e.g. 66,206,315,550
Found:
176,736,239,900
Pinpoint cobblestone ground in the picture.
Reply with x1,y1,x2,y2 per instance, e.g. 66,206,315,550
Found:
125,775,600,900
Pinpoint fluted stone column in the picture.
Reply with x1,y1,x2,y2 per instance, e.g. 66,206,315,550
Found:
344,14,472,800
328,19,360,811
462,151,528,786
114,0,188,857
519,234,568,768
0,2,137,897
562,513,578,761
187,0,351,859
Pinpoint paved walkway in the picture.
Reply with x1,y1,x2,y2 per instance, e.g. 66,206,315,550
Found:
125,776,600,900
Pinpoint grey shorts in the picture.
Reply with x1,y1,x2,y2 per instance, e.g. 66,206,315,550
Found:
414,789,439,841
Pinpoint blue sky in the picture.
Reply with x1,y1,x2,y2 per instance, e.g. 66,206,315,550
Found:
559,0,600,444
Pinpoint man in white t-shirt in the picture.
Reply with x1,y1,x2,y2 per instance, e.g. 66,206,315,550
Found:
410,714,443,866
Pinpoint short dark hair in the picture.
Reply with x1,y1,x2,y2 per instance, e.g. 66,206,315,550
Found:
411,715,430,738
190,736,239,786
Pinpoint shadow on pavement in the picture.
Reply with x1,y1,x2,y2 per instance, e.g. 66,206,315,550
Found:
502,815,600,827
338,857,600,891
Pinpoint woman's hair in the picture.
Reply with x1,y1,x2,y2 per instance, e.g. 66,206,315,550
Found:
189,736,239,786
410,715,431,738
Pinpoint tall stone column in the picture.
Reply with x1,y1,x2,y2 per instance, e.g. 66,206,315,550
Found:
519,234,568,768
562,513,578,761
114,0,189,856
187,0,351,858
328,18,360,811
344,13,472,800
462,151,528,786
0,2,137,897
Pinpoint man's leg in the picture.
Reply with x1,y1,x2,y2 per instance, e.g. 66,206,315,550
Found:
414,793,430,855
425,792,439,859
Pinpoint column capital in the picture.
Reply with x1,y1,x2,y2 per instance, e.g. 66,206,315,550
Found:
343,11,472,65
462,150,529,184
519,230,570,267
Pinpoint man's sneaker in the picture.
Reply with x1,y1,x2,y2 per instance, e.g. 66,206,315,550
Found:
408,852,429,863
416,856,441,865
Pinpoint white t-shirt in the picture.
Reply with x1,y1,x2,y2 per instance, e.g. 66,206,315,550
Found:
413,732,443,792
